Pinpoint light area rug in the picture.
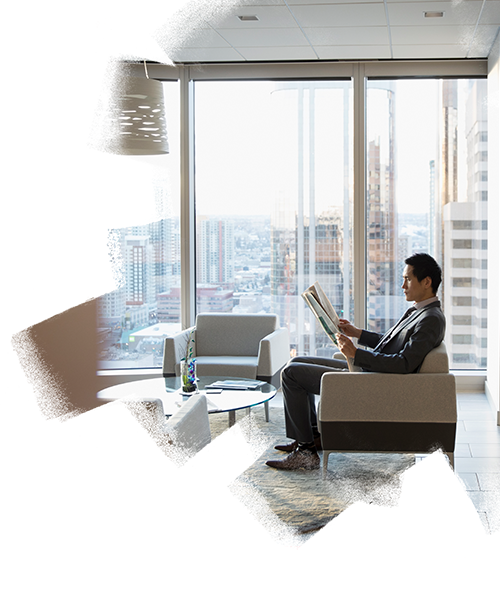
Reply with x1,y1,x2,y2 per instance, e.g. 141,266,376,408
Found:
208,405,415,539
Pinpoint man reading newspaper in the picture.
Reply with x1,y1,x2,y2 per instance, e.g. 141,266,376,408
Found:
266,253,445,471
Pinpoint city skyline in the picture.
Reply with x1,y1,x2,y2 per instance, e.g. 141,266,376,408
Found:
97,76,489,371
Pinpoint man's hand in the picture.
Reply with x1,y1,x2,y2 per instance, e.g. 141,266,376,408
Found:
335,332,357,359
338,319,362,339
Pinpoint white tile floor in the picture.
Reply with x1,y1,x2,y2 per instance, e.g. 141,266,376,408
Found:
268,390,500,534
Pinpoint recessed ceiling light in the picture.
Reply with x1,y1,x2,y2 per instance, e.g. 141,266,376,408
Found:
424,11,445,18
238,15,259,22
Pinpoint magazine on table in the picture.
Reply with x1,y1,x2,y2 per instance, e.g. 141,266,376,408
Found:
205,380,265,391
301,281,362,372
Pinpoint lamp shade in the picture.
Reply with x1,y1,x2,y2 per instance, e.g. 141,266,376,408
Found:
113,76,169,155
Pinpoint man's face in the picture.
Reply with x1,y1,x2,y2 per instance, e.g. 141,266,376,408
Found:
402,265,432,303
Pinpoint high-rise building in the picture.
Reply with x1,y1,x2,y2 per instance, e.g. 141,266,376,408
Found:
268,81,352,355
305,209,345,357
366,83,400,332
97,286,126,329
429,159,437,258
443,79,488,369
437,79,460,296
196,217,234,286
124,236,156,307
270,212,299,349
152,180,172,293
271,211,345,356
441,80,459,210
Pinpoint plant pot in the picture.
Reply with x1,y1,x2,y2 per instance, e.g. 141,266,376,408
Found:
180,358,197,393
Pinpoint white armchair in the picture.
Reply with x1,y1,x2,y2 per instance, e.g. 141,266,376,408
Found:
163,313,290,420
122,394,211,465
319,343,457,475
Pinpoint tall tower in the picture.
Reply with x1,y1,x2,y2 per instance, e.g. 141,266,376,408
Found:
196,217,234,285
269,81,351,355
147,181,174,294
441,81,459,208
438,80,459,271
429,159,436,257
366,82,399,332
443,79,488,369
124,236,156,306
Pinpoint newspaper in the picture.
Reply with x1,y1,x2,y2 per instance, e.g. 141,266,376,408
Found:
302,281,361,372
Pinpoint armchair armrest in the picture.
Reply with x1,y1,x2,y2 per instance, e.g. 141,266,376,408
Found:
257,327,290,377
165,393,211,457
162,326,196,376
319,371,457,423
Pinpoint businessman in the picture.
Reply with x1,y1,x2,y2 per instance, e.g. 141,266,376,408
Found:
266,253,446,471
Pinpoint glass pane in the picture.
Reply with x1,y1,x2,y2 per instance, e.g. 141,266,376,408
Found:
366,79,488,369
97,81,181,369
194,80,353,357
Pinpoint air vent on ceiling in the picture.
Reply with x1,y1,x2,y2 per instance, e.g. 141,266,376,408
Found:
424,11,445,18
238,15,259,22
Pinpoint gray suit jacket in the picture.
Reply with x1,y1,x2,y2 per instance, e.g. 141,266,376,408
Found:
354,300,446,374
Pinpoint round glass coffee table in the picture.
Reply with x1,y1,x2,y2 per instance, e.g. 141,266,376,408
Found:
98,376,277,427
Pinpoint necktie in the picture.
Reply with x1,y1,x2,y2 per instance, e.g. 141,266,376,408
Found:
400,305,417,323
376,306,417,349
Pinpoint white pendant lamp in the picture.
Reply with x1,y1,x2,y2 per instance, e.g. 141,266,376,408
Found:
98,61,169,155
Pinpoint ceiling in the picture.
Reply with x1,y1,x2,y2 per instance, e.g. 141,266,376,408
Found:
157,0,500,63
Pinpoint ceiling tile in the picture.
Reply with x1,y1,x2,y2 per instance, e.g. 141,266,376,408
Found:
474,25,498,44
173,28,232,49
216,27,310,47
205,5,297,29
480,0,500,24
387,1,482,26
304,25,390,45
315,44,392,59
169,47,245,62
237,45,319,60
391,24,476,45
290,3,388,27
467,44,500,58
392,44,467,59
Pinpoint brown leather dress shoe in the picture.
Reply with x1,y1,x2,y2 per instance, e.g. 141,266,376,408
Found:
266,448,320,470
274,440,299,453
274,437,322,453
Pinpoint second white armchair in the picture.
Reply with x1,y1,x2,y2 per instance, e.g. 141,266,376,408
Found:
163,313,290,391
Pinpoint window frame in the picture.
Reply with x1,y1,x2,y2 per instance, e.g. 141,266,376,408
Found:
122,59,488,372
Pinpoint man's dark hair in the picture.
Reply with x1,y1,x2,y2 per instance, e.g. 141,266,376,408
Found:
405,253,442,294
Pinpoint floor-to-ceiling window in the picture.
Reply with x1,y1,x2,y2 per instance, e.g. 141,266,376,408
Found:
193,79,353,357
97,61,489,373
97,81,181,369
366,77,488,369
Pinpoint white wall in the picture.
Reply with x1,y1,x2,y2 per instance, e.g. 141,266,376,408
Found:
486,32,500,424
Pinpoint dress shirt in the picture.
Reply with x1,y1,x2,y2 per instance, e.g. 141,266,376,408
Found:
376,297,438,349
412,296,439,310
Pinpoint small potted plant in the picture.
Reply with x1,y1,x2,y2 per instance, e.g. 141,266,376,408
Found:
180,329,197,393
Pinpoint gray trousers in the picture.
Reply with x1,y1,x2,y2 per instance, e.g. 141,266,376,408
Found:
281,356,348,443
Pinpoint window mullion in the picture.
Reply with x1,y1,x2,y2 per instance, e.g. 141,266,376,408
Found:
353,63,367,330
180,67,196,329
